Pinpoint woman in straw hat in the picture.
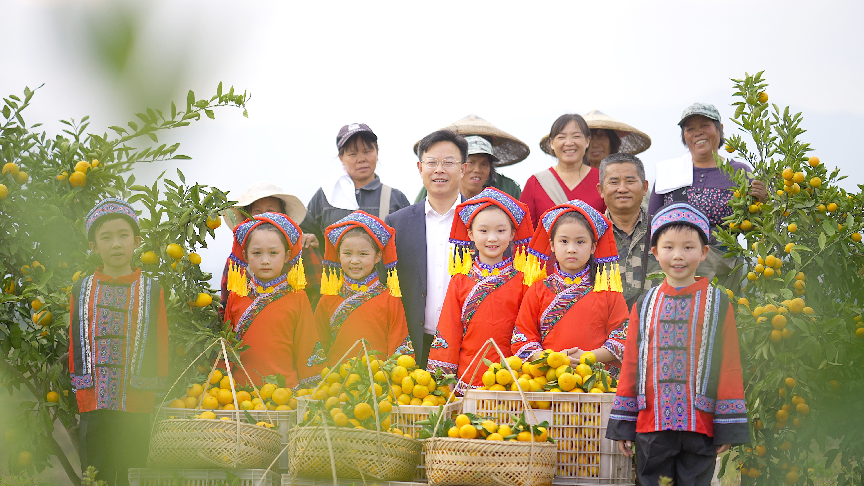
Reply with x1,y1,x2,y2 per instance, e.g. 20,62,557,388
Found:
521,114,606,226
300,123,410,251
539,110,652,169
219,182,308,314
412,114,529,202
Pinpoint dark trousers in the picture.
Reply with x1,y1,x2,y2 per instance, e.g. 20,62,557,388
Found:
418,333,434,369
79,410,151,486
635,431,716,486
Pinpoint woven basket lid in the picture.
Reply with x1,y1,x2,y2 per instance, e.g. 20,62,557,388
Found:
413,114,530,167
539,110,652,157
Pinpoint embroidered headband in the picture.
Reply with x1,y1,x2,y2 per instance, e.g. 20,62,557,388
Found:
448,188,534,275
523,199,622,293
320,211,401,297
226,212,306,296
650,202,710,243
85,197,139,237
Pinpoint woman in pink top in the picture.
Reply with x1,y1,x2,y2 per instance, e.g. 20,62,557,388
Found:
520,114,606,226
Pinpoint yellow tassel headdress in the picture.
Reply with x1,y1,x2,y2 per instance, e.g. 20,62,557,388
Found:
320,211,402,297
525,200,623,292
229,211,306,295
448,188,535,277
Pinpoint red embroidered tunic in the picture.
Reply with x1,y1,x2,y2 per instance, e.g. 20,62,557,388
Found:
606,278,750,445
68,268,169,414
510,268,629,372
223,286,319,388
519,167,606,227
311,275,413,366
427,260,526,392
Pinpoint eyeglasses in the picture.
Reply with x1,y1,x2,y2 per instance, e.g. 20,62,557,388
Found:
420,157,461,170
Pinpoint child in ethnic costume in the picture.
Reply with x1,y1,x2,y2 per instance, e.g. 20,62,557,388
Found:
307,211,412,368
218,182,316,315
69,198,168,486
223,212,320,387
511,199,630,373
606,203,749,486
427,188,534,393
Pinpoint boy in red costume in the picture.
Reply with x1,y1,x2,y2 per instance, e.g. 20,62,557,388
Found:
70,198,169,485
606,203,749,485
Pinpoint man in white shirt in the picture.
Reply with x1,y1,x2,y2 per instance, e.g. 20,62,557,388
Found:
386,130,468,367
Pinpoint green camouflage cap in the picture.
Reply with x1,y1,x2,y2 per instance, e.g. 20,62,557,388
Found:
465,135,499,162
678,102,721,126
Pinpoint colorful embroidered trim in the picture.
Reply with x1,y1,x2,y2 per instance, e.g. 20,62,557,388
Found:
329,280,385,341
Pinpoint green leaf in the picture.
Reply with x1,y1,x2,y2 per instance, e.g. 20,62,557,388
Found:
818,232,827,250
205,109,214,120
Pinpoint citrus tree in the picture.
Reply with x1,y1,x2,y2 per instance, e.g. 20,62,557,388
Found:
0,83,248,483
717,71,864,485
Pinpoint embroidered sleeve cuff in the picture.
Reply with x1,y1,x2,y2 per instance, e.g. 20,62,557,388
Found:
71,373,93,390
296,375,321,390
602,339,625,361
454,379,481,397
515,342,543,360
427,359,457,375
609,395,639,422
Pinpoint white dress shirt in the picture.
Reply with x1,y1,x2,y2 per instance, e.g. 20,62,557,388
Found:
424,197,459,336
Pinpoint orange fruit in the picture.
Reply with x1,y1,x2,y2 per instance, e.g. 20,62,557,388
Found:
757,92,768,103
184,396,199,408
787,223,797,233
808,156,820,167
206,215,222,229
90,159,100,168
15,171,28,184
194,293,213,307
810,177,822,188
186,383,204,398
725,145,735,153
0,183,7,200
354,402,373,421
740,220,752,231
75,161,91,173
769,330,783,343
459,424,478,439
782,168,794,180
216,389,233,405
852,232,862,242
793,172,805,184
202,396,219,409
169,399,185,408
141,251,159,265
208,369,223,384
826,202,837,212
69,171,86,187
796,403,810,416
455,414,471,428
771,314,787,330
785,377,796,388
776,409,789,422
17,451,33,467
2,162,19,176
188,252,202,265
46,391,59,403
166,243,184,260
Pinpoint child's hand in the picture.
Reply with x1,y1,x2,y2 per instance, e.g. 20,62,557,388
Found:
716,444,731,454
302,234,319,249
563,347,584,367
618,440,634,457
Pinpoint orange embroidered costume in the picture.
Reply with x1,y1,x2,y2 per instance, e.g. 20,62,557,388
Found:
427,188,534,393
223,212,320,388
511,199,630,375
307,211,412,369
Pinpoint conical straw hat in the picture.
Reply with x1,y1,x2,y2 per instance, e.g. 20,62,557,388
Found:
413,114,530,167
539,110,651,157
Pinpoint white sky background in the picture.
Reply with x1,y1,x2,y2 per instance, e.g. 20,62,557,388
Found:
3,0,864,286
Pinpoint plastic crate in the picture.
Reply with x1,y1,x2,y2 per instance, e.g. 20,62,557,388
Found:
281,477,426,486
129,468,280,486
156,405,295,471
462,390,634,485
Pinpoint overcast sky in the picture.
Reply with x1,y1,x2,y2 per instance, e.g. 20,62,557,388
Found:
4,0,863,284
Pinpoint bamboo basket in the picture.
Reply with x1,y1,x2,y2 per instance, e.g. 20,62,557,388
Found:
147,338,284,471
424,438,557,486
148,418,282,469
285,426,421,482
423,338,558,486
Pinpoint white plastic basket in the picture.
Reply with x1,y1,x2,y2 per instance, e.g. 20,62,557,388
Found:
390,401,461,481
461,390,634,485
128,468,280,486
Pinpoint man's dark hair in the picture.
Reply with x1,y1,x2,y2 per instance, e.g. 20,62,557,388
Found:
417,130,468,164
599,153,646,185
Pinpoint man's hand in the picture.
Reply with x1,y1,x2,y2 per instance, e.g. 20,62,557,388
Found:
618,440,634,457
716,443,731,454
302,233,319,249
749,180,767,201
